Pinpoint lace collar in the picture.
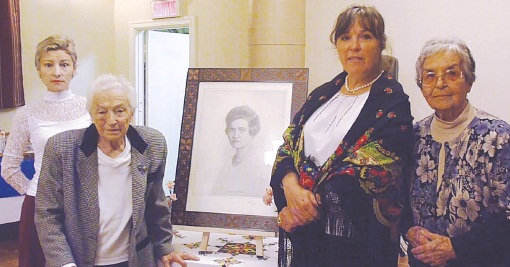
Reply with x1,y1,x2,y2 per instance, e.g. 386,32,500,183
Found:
43,89,74,101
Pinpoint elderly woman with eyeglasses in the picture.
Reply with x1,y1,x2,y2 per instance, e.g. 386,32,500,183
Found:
404,38,510,266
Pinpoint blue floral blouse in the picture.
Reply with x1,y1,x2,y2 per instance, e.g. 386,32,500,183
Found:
410,109,510,266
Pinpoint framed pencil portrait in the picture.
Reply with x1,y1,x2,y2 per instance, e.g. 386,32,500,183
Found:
171,68,308,232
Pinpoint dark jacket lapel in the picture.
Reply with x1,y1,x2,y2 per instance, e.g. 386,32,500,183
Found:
78,124,150,235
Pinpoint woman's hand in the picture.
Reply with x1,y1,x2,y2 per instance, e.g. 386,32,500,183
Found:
263,187,273,206
406,226,431,248
282,173,320,224
277,206,304,232
410,229,456,266
161,251,199,267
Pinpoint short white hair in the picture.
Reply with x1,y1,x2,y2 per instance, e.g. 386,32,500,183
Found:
87,74,137,113
415,38,476,88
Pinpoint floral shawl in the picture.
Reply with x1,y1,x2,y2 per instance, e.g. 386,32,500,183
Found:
270,71,414,266
408,109,510,267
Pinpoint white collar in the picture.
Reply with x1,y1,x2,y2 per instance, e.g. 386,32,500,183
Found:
43,89,74,101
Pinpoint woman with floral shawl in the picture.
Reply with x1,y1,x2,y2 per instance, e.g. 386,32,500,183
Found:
404,38,510,267
270,5,414,267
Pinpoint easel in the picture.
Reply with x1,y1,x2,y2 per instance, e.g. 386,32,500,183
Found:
174,225,277,258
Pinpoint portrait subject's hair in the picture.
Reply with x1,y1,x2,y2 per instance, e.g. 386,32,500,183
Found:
87,74,137,113
225,105,261,137
415,37,476,88
330,4,386,50
35,35,78,70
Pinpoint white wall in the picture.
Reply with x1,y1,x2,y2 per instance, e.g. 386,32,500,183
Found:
0,0,115,131
306,0,510,122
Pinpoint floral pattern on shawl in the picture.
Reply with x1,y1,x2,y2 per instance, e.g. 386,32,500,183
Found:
271,71,413,225
411,110,510,237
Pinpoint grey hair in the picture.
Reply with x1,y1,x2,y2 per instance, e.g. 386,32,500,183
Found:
415,38,476,88
225,105,261,137
86,74,137,113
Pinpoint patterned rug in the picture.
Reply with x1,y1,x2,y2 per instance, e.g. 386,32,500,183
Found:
217,242,256,256
172,229,278,265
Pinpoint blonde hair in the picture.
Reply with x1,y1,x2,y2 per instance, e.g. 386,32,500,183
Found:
35,35,77,70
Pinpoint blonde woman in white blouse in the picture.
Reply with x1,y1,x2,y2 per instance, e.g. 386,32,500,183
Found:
1,35,91,267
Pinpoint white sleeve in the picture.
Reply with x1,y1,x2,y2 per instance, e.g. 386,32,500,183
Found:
1,107,31,194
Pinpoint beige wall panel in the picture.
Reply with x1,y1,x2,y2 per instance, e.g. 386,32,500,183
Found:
249,45,304,68
186,0,250,68
15,0,510,129
0,0,114,131
115,0,250,77
113,0,151,79
250,0,305,45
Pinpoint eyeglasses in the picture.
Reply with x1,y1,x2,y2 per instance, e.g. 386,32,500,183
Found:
420,69,463,87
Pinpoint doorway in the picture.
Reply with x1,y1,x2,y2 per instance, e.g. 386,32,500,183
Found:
130,17,196,194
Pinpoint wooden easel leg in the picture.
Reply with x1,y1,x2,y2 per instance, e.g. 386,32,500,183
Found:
255,236,264,258
199,232,210,255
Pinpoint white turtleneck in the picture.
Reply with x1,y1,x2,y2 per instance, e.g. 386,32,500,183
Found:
1,89,91,196
430,102,476,192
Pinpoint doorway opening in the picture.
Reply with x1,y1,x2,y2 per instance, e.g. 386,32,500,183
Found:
130,17,196,194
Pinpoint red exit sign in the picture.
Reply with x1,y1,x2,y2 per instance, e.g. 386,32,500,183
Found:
151,0,180,19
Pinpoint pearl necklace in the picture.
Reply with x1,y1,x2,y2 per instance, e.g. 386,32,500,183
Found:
345,70,384,94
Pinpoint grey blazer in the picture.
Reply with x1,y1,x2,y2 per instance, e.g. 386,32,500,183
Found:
35,124,174,267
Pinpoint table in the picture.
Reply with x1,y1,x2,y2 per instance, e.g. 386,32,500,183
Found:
0,195,23,224
169,229,278,267
0,154,35,198
0,154,34,224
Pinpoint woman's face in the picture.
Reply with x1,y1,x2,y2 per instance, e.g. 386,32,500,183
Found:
91,88,133,144
336,20,382,79
37,50,75,92
420,51,470,121
226,119,253,149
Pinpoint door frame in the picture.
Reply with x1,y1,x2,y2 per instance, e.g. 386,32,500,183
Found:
128,16,197,124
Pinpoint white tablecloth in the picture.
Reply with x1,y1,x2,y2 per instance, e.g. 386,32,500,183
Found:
169,229,278,267
0,195,23,224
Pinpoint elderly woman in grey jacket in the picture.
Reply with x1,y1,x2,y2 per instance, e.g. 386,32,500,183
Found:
35,74,199,267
